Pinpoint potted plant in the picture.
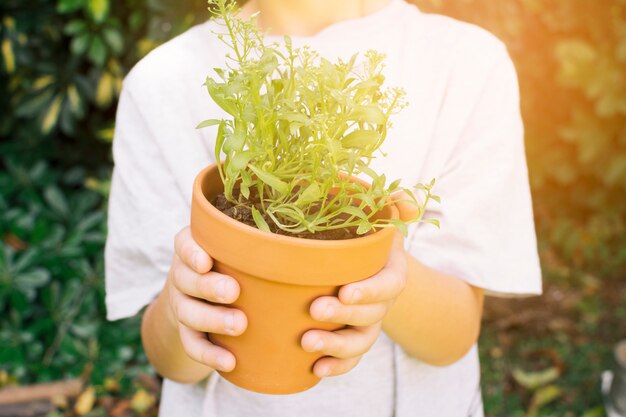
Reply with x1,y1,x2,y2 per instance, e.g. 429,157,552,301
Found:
190,0,438,394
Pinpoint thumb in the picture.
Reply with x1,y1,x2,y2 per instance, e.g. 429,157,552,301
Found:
390,191,421,223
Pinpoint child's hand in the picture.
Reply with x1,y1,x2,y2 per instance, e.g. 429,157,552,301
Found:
165,227,248,372
301,233,407,378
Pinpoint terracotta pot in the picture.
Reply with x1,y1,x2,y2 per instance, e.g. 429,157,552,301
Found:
190,163,399,394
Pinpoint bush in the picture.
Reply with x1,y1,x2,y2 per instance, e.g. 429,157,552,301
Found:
0,157,147,383
0,0,205,384
414,0,626,282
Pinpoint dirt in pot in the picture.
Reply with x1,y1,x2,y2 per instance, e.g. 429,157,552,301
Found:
211,187,360,240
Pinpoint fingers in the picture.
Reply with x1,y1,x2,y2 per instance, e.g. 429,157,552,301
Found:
301,323,380,360
178,324,236,372
338,237,407,305
170,289,247,336
175,227,213,273
310,296,388,326
172,260,239,304
313,356,362,378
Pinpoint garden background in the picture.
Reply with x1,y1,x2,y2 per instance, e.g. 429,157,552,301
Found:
1,0,625,416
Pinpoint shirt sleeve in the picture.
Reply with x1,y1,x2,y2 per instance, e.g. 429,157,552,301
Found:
104,86,190,320
405,45,543,297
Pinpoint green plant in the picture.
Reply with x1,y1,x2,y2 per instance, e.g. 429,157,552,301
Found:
198,0,438,236
413,0,626,280
0,156,149,386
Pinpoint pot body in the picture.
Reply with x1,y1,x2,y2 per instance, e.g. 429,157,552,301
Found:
190,163,398,394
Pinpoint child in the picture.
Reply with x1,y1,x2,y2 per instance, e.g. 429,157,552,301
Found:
105,0,542,415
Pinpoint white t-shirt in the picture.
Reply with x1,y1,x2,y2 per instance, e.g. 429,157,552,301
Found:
105,1,543,416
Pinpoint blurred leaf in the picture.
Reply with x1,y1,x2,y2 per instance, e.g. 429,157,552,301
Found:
74,386,95,416
130,388,155,413
86,0,110,24
44,186,69,217
57,0,85,13
512,367,560,390
251,206,270,232
71,33,91,56
67,84,83,116
15,269,51,298
95,71,113,108
41,95,63,134
88,37,107,67
64,20,87,36
527,385,562,417
581,406,607,417
2,39,15,74
102,28,123,55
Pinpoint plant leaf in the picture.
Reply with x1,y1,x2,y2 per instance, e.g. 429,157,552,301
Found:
230,150,255,172
422,218,440,228
222,129,246,153
512,367,560,390
44,186,69,216
248,165,288,195
527,385,562,417
342,130,380,149
296,182,321,206
251,206,271,232
349,105,386,124
215,120,226,158
336,205,368,220
356,220,373,235
196,119,222,129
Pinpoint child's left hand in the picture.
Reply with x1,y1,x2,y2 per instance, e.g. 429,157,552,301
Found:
301,232,407,378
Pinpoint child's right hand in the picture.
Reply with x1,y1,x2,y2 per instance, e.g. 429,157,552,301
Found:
165,226,247,372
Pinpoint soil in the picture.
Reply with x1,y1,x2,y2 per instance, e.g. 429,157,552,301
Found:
211,187,360,240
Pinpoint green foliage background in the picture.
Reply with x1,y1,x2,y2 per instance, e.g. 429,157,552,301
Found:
1,0,624,414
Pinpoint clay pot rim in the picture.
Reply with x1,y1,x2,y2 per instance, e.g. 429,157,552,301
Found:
193,163,400,249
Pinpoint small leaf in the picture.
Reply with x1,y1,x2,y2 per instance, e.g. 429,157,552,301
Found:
222,129,246,153
512,366,560,390
86,0,110,23
16,269,50,289
215,120,226,158
248,165,288,195
102,28,123,54
240,183,250,199
349,105,386,124
230,150,255,171
196,119,222,129
41,96,63,134
87,36,106,67
336,205,368,220
351,193,377,210
386,219,408,236
342,130,380,149
251,206,271,232
74,386,95,416
2,39,15,74
280,112,310,125
296,182,321,206
527,385,562,417
388,179,402,191
95,71,113,107
44,186,69,216
356,220,373,235
423,218,440,228
57,0,85,13
581,406,607,417
64,20,87,36
32,75,55,91
70,33,91,56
